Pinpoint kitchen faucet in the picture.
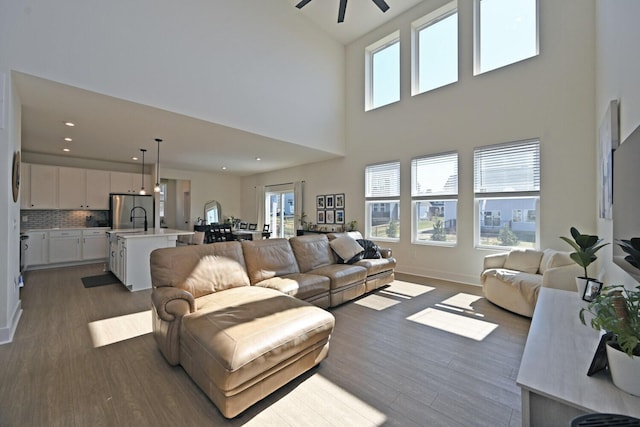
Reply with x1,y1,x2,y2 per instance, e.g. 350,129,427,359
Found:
130,206,148,231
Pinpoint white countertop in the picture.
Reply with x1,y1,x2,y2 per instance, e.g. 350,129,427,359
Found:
106,228,194,239
22,227,110,232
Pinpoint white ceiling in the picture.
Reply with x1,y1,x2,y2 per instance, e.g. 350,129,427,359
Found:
17,1,423,176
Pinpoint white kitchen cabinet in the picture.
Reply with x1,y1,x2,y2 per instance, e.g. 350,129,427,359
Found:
49,230,82,264
24,231,48,267
58,166,86,209
110,171,151,194
20,163,31,209
82,229,108,260
29,164,58,209
85,169,110,209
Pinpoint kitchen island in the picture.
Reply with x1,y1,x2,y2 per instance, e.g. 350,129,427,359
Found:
106,229,193,292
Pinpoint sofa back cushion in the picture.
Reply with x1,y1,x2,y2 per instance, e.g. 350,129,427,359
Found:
177,255,250,298
539,249,574,274
150,241,246,288
242,238,300,285
290,235,335,273
503,249,544,274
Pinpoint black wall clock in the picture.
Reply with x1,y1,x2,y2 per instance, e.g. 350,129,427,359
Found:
12,150,20,203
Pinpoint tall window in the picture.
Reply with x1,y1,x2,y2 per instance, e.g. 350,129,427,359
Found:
412,2,458,96
474,0,539,75
365,31,400,111
365,161,400,241
474,140,540,249
411,152,458,245
265,185,296,239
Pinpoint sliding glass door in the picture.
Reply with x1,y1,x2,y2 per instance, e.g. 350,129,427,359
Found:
265,190,295,238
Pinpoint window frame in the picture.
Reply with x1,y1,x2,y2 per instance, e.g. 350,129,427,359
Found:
365,31,401,111
411,1,459,96
365,161,401,242
473,0,540,76
410,151,458,246
473,139,541,249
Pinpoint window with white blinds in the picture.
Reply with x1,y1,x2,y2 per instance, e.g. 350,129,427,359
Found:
365,161,400,241
411,152,458,245
366,161,401,198
474,140,540,195
474,139,540,249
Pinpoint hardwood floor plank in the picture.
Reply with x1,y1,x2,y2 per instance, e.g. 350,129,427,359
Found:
0,264,530,426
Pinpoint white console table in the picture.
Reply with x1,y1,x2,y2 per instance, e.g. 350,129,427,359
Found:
517,287,640,427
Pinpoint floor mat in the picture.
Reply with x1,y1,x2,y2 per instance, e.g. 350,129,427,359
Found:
81,273,119,288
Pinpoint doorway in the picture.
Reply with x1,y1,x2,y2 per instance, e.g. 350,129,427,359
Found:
160,179,191,230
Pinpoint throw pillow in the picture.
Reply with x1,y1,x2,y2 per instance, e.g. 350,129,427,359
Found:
504,250,544,274
177,255,249,298
357,239,382,259
330,236,364,263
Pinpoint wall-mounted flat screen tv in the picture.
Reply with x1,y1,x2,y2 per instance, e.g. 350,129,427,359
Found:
612,123,640,282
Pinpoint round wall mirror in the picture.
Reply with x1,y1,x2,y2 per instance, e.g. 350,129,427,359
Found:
204,200,222,224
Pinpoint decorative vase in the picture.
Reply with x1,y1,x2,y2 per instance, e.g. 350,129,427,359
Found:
606,342,640,396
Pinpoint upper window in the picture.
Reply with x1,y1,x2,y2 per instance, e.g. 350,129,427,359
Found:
365,161,400,241
365,32,400,111
474,0,539,75
474,140,540,249
411,152,458,245
412,2,458,96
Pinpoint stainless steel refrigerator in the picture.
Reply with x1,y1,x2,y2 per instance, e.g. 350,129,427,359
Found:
109,193,155,230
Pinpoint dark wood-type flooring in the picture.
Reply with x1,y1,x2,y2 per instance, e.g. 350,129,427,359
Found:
0,264,530,426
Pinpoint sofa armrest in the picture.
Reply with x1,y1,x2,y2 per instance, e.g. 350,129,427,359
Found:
151,286,196,321
379,248,392,259
483,253,508,270
542,264,582,292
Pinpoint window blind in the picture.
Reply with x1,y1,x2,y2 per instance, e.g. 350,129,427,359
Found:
365,161,400,198
411,152,458,197
474,140,540,194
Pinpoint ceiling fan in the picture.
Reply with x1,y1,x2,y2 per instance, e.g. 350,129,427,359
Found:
296,0,390,23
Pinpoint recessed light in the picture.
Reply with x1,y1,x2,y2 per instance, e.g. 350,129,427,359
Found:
255,157,261,161
64,137,72,142
64,122,75,127
131,156,139,161
63,148,71,152
222,166,227,170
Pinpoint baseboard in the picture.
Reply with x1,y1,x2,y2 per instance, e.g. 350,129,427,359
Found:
0,301,23,345
395,266,480,287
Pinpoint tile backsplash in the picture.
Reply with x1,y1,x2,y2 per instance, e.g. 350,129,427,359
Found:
20,210,109,230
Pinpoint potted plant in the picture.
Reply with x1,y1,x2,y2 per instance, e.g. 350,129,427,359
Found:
347,220,358,232
560,227,609,295
579,285,640,396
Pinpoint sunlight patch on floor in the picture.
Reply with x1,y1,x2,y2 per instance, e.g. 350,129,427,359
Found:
242,373,386,427
354,294,401,310
407,308,498,341
440,293,483,310
88,310,152,348
381,281,435,298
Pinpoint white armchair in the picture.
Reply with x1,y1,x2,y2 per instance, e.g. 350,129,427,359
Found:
481,249,582,317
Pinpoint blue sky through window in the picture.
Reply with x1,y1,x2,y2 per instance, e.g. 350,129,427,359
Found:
372,41,400,109
418,12,458,94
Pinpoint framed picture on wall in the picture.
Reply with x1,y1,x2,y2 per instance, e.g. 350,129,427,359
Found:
317,210,325,224
316,195,325,209
326,210,335,224
335,210,344,224
335,194,345,209
326,195,334,209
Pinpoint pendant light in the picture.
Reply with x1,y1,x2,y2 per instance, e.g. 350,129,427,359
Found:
154,138,162,193
139,148,147,195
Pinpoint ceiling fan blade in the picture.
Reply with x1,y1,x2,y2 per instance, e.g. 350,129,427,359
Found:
338,0,347,23
296,0,313,9
371,0,390,13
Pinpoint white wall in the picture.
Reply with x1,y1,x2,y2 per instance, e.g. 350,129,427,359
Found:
596,0,640,289
243,0,598,285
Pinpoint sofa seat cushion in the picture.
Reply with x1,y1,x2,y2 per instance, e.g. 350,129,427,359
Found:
181,286,335,393
254,273,330,301
308,264,367,291
354,257,397,276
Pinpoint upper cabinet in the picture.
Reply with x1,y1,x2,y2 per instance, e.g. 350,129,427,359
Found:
85,169,110,209
110,171,151,194
20,163,31,210
29,164,58,209
58,167,86,209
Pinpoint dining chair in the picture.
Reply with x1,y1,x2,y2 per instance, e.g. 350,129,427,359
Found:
211,224,224,242
239,221,248,230
222,225,235,241
261,224,270,239
248,223,258,231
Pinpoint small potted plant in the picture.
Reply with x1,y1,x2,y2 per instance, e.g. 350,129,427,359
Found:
579,285,640,396
560,227,609,296
347,220,358,232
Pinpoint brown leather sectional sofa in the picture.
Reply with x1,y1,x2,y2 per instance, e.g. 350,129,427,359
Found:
149,233,396,418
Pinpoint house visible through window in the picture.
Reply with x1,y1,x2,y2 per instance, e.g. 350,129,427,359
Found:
474,0,539,75
365,32,400,111
474,139,540,249
365,161,400,241
411,151,458,245
412,2,458,95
